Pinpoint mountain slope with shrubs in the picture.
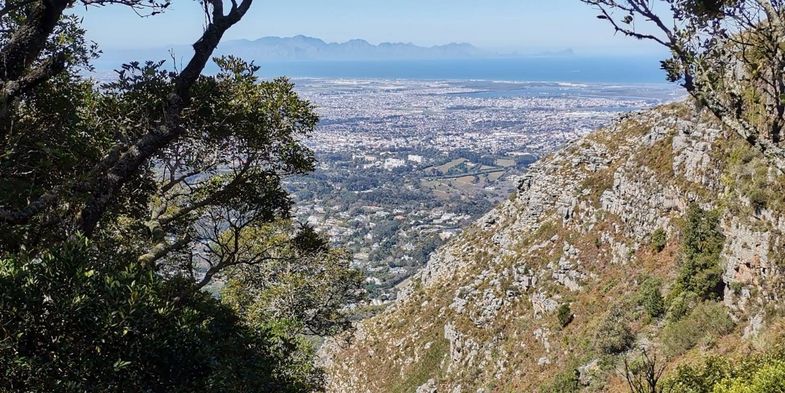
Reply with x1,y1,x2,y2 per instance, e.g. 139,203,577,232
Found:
322,101,785,392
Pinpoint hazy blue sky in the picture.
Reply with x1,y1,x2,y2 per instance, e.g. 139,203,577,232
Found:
76,0,664,55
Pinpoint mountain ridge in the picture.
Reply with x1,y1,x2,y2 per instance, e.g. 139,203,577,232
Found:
216,35,487,60
320,101,785,392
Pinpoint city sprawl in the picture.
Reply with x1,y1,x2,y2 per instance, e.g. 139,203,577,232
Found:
287,79,679,302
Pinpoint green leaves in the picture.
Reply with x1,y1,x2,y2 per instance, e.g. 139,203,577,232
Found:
557,303,574,328
112,359,131,371
668,348,785,392
586,0,785,171
638,277,665,319
594,306,635,355
0,9,346,392
677,204,726,301
0,237,325,392
221,220,364,337
651,228,667,253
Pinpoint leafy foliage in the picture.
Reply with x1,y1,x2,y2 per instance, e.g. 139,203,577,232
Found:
0,238,323,392
542,369,580,393
666,290,699,322
594,306,635,355
221,222,364,337
676,204,726,301
714,361,785,393
583,0,785,171
0,2,361,391
637,277,665,319
668,347,785,393
557,303,574,328
651,228,667,253
661,301,734,357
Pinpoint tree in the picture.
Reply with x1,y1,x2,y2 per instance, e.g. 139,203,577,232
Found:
0,0,313,260
595,305,635,354
557,303,575,328
0,237,325,392
623,348,671,393
221,223,365,337
0,0,362,390
677,204,725,300
582,0,785,171
638,277,665,319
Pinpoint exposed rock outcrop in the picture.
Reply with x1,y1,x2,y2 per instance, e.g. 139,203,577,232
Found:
321,103,785,392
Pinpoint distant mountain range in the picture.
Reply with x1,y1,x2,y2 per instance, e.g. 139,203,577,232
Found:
92,36,577,73
214,35,486,61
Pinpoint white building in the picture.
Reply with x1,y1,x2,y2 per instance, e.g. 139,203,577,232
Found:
383,158,406,170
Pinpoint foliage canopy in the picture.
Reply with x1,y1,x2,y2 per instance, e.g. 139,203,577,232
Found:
0,0,362,390
583,0,785,171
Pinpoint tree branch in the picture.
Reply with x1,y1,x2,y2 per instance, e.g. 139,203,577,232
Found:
137,234,191,266
0,0,70,81
77,0,254,235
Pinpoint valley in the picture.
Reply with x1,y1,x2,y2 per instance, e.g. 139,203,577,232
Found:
287,79,679,301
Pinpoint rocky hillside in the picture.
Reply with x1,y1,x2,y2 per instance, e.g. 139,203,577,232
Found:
320,102,785,392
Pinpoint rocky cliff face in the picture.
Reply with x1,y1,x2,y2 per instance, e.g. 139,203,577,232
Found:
321,103,785,392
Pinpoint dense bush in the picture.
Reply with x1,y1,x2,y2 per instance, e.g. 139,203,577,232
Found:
669,348,785,393
676,204,726,301
714,361,785,393
557,303,574,328
666,290,698,322
651,228,667,253
594,306,635,355
0,238,323,392
0,4,362,390
669,356,736,393
542,369,579,393
637,277,665,319
661,301,734,357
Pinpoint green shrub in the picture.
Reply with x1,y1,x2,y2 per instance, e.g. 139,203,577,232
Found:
557,303,574,328
748,188,769,211
714,360,785,393
542,369,579,393
638,278,665,319
668,349,785,393
0,238,323,392
594,306,634,355
666,289,698,322
677,204,726,301
668,356,736,393
661,301,734,357
651,228,667,253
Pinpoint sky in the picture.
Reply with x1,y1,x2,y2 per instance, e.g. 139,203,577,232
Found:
75,0,666,56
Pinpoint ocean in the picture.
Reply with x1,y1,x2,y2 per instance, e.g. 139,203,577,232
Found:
244,56,671,84
94,55,674,85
